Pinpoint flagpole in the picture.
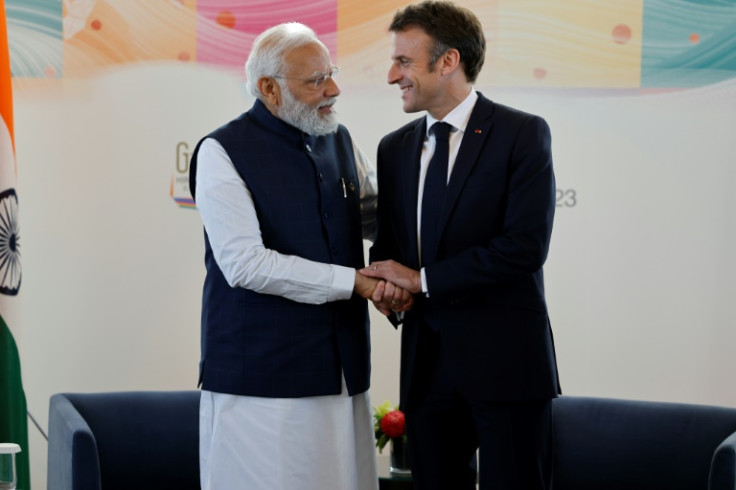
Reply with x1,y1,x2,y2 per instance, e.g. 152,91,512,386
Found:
26,412,47,442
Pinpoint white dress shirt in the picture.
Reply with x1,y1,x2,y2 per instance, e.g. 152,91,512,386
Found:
419,89,479,292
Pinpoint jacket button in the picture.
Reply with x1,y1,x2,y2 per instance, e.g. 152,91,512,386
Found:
306,144,312,152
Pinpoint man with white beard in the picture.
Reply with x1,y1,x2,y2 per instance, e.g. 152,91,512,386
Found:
189,22,412,490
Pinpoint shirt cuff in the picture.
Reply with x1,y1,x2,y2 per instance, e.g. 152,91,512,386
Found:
329,265,356,302
421,267,429,297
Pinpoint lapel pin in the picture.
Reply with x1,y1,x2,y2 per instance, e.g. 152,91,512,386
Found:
474,129,482,134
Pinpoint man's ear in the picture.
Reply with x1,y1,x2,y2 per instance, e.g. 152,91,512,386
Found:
258,76,280,107
439,48,461,77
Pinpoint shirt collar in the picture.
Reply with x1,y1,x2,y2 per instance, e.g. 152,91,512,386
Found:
425,89,478,136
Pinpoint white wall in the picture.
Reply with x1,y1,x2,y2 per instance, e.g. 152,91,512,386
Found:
14,63,736,488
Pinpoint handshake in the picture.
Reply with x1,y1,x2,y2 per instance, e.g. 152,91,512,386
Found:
354,260,420,316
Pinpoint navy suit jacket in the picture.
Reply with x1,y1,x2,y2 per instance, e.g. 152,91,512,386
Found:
370,93,560,408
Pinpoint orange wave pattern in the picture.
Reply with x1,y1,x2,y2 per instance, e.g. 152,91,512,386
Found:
5,0,736,88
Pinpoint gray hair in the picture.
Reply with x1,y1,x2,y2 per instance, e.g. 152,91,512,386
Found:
245,22,327,100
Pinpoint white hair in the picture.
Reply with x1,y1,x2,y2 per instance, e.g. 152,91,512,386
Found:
245,22,327,100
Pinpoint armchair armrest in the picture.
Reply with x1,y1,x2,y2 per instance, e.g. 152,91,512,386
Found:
709,430,736,490
47,394,102,490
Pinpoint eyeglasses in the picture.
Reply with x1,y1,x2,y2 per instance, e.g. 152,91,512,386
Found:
272,67,339,89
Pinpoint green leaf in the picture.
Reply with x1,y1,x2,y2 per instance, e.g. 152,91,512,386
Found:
376,433,390,453
373,400,393,419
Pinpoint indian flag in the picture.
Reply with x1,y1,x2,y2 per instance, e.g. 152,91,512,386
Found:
0,0,29,488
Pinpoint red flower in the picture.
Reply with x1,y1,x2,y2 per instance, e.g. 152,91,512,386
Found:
380,409,406,439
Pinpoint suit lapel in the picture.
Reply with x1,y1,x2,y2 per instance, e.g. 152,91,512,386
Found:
438,95,495,235
402,119,426,269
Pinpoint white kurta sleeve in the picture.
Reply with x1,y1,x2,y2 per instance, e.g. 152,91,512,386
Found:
194,138,355,304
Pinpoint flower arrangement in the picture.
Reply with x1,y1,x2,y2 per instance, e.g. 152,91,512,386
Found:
373,400,407,453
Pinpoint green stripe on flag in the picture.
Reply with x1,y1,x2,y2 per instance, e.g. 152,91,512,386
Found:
0,315,30,490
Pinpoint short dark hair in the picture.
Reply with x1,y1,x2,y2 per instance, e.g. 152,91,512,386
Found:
389,1,486,83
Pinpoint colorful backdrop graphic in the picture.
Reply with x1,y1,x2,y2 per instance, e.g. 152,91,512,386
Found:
62,0,197,78
488,0,643,88
6,0,62,78
197,0,338,68
642,0,736,87
6,0,736,87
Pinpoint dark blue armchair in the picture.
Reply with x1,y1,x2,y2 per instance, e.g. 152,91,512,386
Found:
47,391,200,490
552,396,736,489
47,391,736,490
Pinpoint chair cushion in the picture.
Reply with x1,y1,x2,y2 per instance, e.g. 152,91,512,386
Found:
552,396,736,490
65,391,200,490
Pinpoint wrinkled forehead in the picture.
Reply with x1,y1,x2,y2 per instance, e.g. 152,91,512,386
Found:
283,42,333,77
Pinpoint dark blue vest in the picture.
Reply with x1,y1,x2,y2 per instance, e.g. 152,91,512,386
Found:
190,100,370,398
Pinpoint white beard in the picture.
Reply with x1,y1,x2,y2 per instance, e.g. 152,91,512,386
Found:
277,88,339,136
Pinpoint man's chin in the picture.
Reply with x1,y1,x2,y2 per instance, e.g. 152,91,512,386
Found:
310,125,339,136
309,115,339,135
402,101,421,114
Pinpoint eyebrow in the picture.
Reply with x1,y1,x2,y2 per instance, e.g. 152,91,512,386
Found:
305,67,336,77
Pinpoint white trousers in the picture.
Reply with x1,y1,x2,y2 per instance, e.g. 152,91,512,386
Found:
200,380,378,490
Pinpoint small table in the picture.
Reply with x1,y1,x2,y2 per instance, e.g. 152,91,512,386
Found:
377,453,413,490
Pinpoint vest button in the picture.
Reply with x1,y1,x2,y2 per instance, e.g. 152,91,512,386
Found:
323,212,329,219
305,144,312,152
319,173,324,181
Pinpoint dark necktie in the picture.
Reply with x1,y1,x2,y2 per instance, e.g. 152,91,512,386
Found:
421,122,451,266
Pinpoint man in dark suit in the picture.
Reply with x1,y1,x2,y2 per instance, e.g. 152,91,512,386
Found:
360,2,560,488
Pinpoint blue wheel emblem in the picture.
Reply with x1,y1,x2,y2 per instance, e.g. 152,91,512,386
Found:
0,188,21,296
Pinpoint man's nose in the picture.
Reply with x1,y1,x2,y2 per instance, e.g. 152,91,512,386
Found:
325,76,341,97
388,64,400,85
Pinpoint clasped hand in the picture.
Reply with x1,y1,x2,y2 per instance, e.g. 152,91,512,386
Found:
355,260,422,316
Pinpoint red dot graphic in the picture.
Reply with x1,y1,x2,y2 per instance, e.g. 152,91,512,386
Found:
90,19,102,31
689,33,700,44
178,52,191,62
216,11,236,29
533,68,547,80
612,24,631,44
